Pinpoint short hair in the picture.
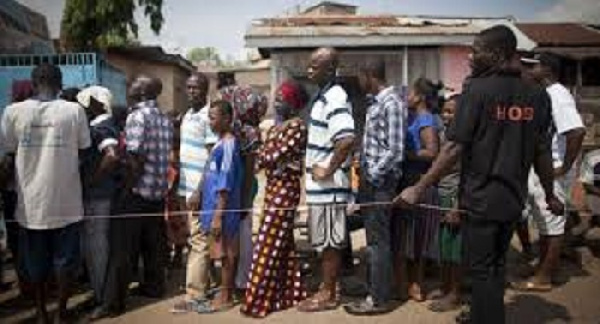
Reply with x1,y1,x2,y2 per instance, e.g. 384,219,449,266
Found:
60,87,81,103
189,72,210,92
31,63,62,89
478,25,517,61
210,99,233,118
361,60,386,81
538,52,561,77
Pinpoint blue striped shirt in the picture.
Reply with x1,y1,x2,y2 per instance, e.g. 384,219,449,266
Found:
305,83,355,204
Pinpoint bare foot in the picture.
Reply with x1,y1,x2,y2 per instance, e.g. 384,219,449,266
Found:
408,283,425,302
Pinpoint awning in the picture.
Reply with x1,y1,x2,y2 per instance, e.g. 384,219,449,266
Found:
536,47,600,60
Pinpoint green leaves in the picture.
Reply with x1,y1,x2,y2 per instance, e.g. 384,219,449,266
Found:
61,0,163,51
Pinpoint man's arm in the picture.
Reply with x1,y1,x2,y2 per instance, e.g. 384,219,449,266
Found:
92,146,119,185
0,154,15,190
313,136,355,180
394,141,461,206
558,127,585,176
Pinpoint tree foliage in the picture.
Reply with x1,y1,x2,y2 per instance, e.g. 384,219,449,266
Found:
186,47,222,65
61,0,163,51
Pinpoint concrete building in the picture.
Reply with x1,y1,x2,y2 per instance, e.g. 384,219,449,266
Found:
105,46,195,112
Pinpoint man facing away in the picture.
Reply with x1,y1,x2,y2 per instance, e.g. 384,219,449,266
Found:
298,47,356,313
514,53,585,292
1,63,91,323
394,26,564,324
104,76,173,316
76,86,121,320
345,60,406,315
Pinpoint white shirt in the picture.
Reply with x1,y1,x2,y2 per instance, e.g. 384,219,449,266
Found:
178,105,218,199
1,98,91,229
547,83,584,170
305,84,355,204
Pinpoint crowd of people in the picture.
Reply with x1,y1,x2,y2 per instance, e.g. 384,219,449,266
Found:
0,24,595,324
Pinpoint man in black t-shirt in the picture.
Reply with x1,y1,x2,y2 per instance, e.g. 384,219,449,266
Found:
394,25,564,324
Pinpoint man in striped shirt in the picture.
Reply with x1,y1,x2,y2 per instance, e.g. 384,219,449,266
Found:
298,47,356,313
346,61,406,315
172,73,219,313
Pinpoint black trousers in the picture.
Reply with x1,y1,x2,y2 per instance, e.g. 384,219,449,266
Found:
104,193,166,310
464,216,515,324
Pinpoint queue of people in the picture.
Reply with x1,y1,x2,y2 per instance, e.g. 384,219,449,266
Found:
0,24,588,324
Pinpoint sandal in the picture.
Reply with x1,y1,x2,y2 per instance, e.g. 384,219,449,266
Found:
511,280,552,292
195,300,235,314
297,291,339,313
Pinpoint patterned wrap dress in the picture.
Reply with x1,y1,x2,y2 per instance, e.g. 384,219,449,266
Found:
241,118,308,318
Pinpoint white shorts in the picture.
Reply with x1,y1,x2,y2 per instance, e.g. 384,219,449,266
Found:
525,172,569,236
308,203,347,252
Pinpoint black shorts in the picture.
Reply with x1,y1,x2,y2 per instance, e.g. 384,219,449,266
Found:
18,222,82,283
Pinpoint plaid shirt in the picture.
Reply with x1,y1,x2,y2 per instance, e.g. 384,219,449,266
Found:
361,86,406,186
126,100,174,201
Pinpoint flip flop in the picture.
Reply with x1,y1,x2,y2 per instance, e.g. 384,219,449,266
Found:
511,280,552,292
195,300,235,314
297,294,339,313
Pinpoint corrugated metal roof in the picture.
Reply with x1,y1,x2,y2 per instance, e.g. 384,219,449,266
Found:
106,46,194,72
517,23,600,47
246,16,536,50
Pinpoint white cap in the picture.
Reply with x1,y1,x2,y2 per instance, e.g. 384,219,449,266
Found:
77,86,113,115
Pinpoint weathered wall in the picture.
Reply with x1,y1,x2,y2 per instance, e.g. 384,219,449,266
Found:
440,46,471,93
106,54,190,112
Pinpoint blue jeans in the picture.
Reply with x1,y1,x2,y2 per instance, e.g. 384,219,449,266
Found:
83,199,112,305
360,174,395,304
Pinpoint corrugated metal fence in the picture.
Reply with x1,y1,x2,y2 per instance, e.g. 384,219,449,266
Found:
0,53,127,113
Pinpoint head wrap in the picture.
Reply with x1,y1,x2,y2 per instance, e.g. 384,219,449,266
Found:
11,80,34,103
278,81,306,111
77,86,113,115
218,85,267,127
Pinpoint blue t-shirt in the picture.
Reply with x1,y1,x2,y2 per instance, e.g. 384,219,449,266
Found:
200,136,243,237
405,112,438,175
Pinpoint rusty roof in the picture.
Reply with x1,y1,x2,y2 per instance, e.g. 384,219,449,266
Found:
246,15,536,50
247,16,514,38
517,23,600,47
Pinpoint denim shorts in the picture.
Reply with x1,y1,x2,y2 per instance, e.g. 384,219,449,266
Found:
18,222,82,283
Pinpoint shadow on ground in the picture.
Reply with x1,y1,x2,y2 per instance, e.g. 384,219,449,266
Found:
506,294,571,324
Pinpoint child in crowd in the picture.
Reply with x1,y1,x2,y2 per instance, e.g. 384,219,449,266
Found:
196,100,243,313
429,93,463,312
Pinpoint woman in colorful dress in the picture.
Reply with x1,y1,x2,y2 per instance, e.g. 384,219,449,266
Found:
394,77,442,302
218,85,268,296
240,80,309,318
